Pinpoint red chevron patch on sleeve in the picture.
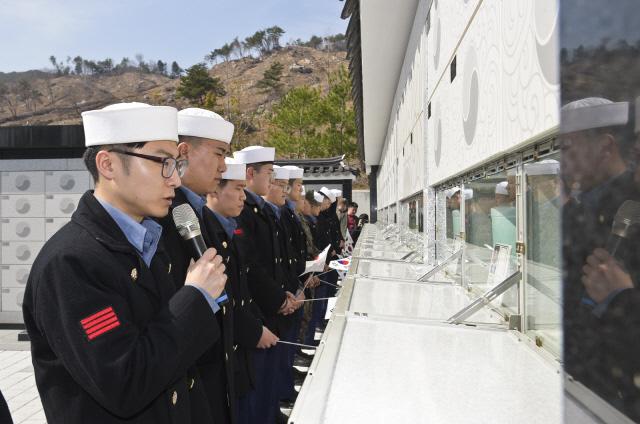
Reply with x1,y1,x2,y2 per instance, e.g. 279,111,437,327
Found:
233,228,244,236
80,306,121,341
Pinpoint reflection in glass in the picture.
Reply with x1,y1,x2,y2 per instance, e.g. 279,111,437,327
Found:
524,154,562,356
445,187,461,239
561,3,640,417
463,174,518,315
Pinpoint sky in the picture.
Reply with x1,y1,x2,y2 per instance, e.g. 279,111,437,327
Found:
561,0,640,50
0,0,348,73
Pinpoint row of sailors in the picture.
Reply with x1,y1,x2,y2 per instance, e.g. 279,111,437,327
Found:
21,103,345,424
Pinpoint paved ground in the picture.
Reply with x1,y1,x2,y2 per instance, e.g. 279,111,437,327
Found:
0,330,45,424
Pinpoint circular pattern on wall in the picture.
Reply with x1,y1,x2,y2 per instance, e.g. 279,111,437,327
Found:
433,16,441,70
15,175,31,191
16,245,31,261
16,269,29,284
60,198,76,214
434,102,442,167
60,174,76,191
16,199,30,214
534,1,559,85
15,222,31,238
462,47,479,146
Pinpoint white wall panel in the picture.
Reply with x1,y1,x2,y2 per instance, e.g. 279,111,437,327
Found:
427,0,559,185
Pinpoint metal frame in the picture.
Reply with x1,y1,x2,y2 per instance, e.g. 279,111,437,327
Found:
447,270,522,325
416,248,462,281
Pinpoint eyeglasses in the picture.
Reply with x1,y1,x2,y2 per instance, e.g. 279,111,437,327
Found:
109,149,188,178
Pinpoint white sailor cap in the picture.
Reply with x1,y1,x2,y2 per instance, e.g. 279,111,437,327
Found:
445,187,460,199
331,189,343,198
233,146,275,164
463,188,474,200
282,165,304,179
81,102,178,147
313,191,325,203
561,97,629,134
178,108,234,143
221,158,246,180
495,181,509,195
319,187,337,202
524,159,560,176
272,165,289,180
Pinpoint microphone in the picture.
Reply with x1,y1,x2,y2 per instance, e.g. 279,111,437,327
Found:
172,203,229,306
606,200,640,258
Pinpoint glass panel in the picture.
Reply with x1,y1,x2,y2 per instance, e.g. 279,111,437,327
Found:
524,153,562,356
445,187,462,240
561,1,640,419
464,172,518,315
418,196,424,233
408,199,417,231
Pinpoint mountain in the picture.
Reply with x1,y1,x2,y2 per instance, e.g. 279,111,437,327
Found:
0,46,348,146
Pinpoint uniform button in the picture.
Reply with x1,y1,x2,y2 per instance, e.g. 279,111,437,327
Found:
281,284,284,288
223,306,226,315
249,298,253,303
234,344,238,351
130,268,138,282
289,259,292,264
171,391,178,406
190,378,195,389
226,256,230,263
225,353,229,361
167,263,172,274
222,241,228,249
254,207,258,213
241,299,245,306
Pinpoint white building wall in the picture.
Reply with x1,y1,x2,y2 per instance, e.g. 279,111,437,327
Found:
427,0,559,185
374,0,559,220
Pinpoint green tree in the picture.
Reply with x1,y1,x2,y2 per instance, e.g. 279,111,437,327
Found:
267,66,357,160
49,55,60,75
305,35,323,49
156,60,167,75
170,61,183,79
256,61,284,94
318,66,357,159
266,26,285,50
245,30,266,57
231,37,245,58
176,63,226,106
267,86,323,158
73,56,83,75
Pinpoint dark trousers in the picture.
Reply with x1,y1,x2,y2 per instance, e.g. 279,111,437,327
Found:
240,346,279,423
305,269,339,345
277,308,304,401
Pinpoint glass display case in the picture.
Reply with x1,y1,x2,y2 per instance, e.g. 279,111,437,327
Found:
290,314,592,424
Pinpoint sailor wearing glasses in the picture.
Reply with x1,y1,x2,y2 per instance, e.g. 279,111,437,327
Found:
22,102,228,424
